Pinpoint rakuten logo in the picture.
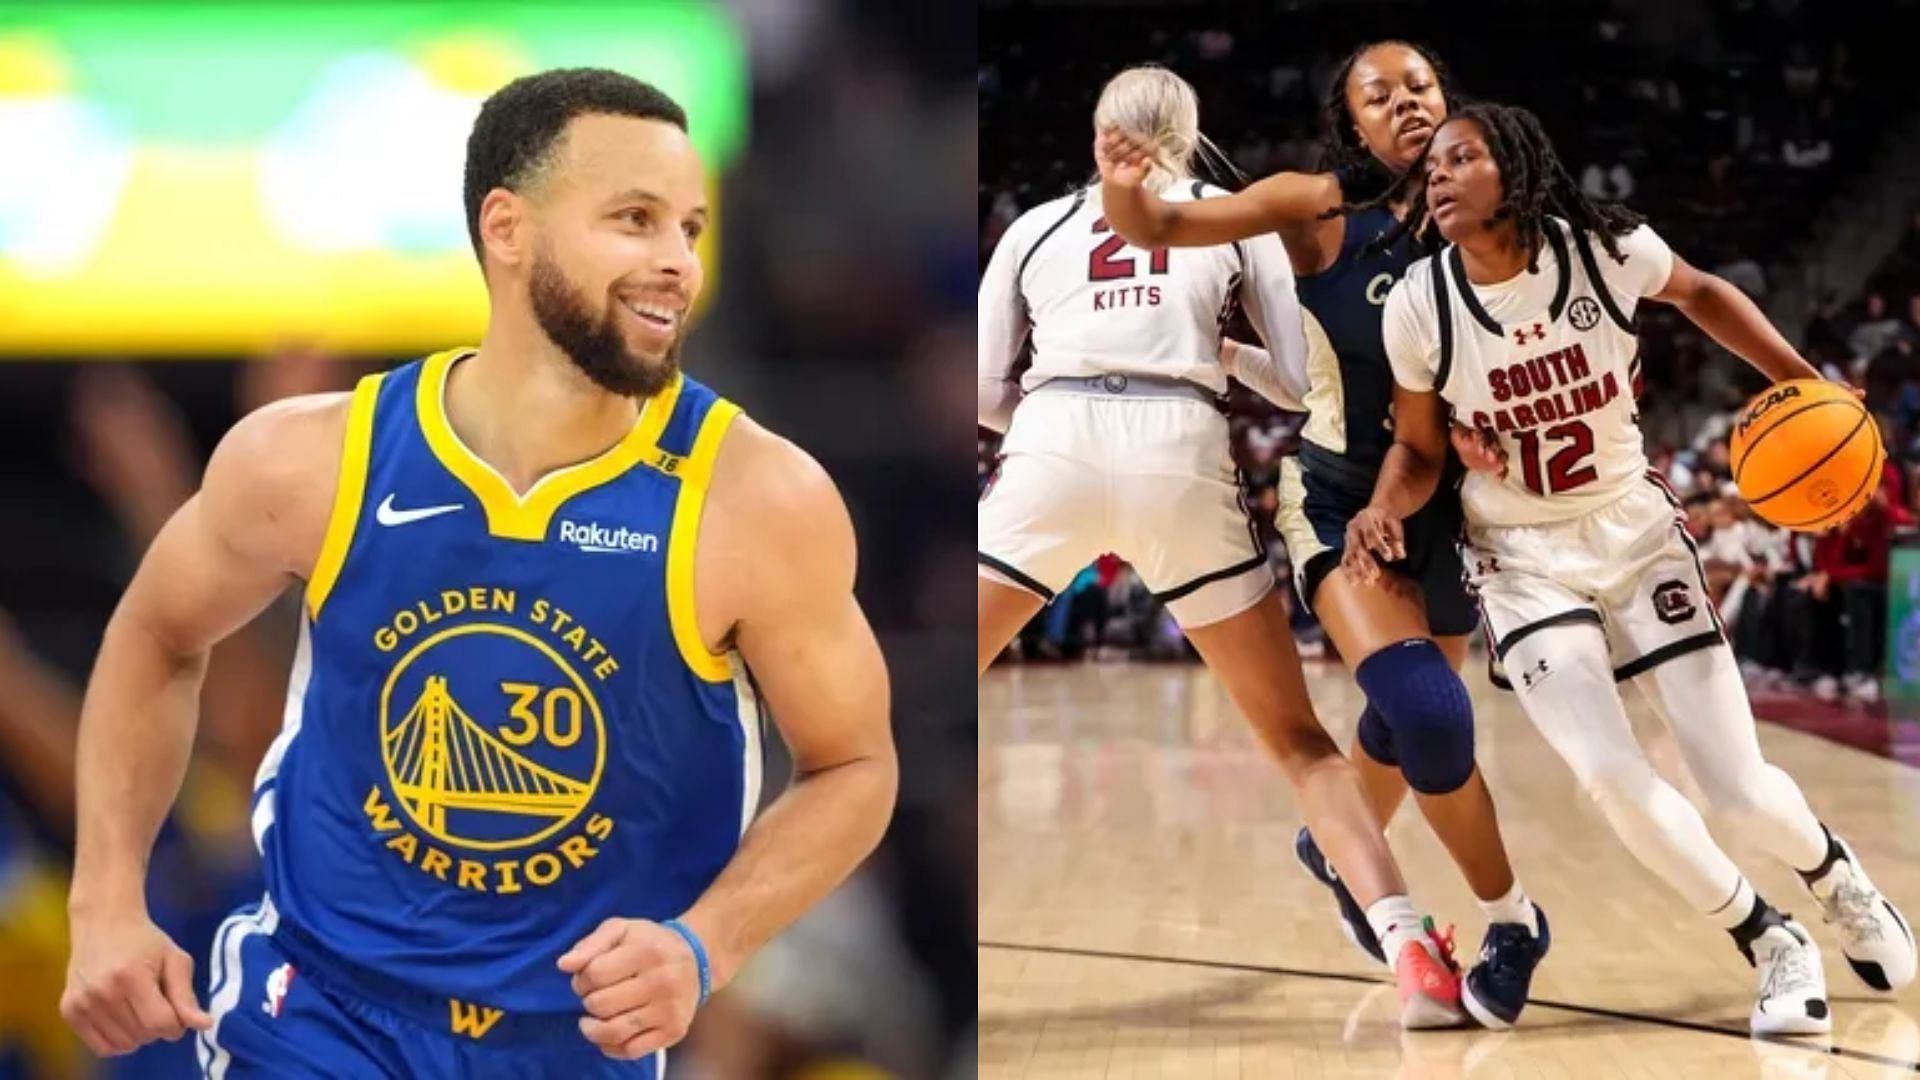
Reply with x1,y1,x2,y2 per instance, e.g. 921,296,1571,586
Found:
558,520,660,554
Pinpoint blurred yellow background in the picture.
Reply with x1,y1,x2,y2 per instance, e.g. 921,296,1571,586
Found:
0,2,745,355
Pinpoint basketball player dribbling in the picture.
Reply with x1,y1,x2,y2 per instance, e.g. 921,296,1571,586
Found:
1353,100,1916,1035
1096,42,1549,1028
60,69,897,1077
980,65,1467,1028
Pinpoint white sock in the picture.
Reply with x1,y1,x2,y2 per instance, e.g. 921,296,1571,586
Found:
1367,894,1427,963
1478,881,1537,935
1708,876,1758,930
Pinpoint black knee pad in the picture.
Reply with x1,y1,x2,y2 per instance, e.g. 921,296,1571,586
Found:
1356,704,1396,765
1354,639,1477,795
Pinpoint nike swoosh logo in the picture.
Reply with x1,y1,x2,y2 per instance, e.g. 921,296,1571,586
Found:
375,494,464,527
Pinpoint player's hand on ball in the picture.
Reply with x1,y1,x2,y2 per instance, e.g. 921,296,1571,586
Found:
558,918,701,1060
1343,507,1405,585
1094,126,1153,188
1449,423,1507,476
61,911,212,1056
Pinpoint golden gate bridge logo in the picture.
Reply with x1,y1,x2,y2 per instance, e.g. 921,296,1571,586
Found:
385,675,590,834
379,624,606,850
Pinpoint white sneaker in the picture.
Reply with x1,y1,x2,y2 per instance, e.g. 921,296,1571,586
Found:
1751,921,1831,1037
1812,676,1840,702
1850,677,1882,703
1805,836,1917,991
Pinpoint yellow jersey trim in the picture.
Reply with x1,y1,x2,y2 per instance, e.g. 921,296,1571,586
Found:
667,399,742,682
414,347,681,542
306,371,386,620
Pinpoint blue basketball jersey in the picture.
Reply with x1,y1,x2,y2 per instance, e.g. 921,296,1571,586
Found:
1293,177,1421,489
249,348,763,1029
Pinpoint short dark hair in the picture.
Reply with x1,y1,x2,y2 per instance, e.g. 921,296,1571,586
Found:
462,67,688,262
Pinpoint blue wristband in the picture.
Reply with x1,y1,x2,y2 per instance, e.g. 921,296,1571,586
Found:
661,919,711,1006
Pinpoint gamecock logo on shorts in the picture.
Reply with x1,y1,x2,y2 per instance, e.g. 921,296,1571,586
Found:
1652,580,1696,625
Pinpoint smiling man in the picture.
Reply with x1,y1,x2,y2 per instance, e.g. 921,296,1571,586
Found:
60,68,897,1078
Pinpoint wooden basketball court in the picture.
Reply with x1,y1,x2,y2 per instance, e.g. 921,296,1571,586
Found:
980,658,1920,1077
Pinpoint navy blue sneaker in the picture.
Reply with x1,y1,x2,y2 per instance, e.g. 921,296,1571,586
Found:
1294,827,1386,967
1462,903,1551,1029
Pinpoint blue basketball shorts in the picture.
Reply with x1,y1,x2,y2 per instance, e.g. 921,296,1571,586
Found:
1273,457,1478,637
193,897,660,1079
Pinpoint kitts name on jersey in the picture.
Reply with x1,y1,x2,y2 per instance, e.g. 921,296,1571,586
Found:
1091,283,1163,311
361,587,623,895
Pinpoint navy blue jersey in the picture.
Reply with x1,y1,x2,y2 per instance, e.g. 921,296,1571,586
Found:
1293,171,1422,488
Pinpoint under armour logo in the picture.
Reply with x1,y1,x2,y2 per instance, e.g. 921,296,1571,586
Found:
1519,658,1550,688
1513,323,1546,345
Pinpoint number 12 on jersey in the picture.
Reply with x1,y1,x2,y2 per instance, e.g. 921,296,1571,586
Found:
1512,421,1598,495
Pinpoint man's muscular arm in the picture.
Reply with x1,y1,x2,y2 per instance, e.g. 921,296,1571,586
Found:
560,418,897,1061
62,394,342,1057
680,422,897,977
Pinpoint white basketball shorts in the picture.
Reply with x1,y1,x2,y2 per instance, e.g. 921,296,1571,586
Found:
1470,473,1726,688
977,390,1272,628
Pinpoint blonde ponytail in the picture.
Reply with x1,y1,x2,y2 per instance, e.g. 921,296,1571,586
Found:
1093,65,1240,191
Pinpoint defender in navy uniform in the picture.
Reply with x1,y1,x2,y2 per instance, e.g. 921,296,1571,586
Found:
61,70,896,1077
1098,42,1548,1028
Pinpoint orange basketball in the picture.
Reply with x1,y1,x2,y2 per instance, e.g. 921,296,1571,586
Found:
1730,379,1883,531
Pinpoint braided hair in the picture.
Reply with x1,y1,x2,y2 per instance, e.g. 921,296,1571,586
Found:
1340,101,1645,269
1318,40,1456,201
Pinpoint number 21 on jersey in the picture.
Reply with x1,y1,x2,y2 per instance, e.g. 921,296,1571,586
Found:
1088,218,1168,281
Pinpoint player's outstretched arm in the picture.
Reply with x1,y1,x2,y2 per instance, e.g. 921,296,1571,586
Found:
1095,127,1341,249
1654,254,1821,383
63,394,344,1057
560,420,896,1062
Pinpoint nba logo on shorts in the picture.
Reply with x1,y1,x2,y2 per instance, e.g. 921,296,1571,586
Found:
262,962,295,1018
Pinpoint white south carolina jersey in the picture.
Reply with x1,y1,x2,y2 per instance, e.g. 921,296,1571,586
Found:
1384,217,1674,527
979,181,1308,403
